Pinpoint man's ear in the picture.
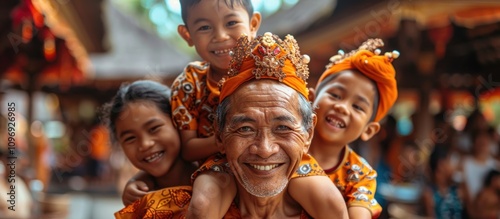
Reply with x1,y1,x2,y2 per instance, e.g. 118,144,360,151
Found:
303,113,317,153
308,87,316,103
249,12,262,37
213,118,225,154
360,122,381,141
178,25,194,47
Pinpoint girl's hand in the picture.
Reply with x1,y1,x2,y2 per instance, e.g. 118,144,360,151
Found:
122,180,149,206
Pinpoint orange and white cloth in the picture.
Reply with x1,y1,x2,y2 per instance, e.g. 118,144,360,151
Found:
170,61,220,138
114,186,192,219
318,146,382,218
114,185,314,219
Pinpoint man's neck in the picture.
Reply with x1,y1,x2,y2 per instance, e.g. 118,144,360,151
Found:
236,186,303,219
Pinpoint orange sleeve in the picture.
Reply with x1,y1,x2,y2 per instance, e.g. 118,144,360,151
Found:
190,153,232,183
291,153,327,178
343,153,382,218
170,62,206,131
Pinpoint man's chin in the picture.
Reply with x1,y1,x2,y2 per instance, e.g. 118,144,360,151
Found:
240,175,288,198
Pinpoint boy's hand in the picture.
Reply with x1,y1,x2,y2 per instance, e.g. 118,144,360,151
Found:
122,180,149,206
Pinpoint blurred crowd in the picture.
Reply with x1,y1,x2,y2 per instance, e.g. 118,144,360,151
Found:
358,108,500,218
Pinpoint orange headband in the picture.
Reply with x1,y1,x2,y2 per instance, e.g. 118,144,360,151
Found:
219,32,310,103
318,39,399,122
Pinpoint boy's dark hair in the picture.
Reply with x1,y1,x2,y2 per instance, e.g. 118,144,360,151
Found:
180,0,254,26
100,80,172,144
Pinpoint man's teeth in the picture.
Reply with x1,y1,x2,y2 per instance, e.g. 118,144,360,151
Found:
213,49,231,54
250,164,279,171
144,152,164,163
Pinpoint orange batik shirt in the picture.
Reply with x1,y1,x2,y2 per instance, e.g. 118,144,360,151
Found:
115,186,192,219
115,153,322,219
323,146,382,218
114,186,313,219
171,61,220,138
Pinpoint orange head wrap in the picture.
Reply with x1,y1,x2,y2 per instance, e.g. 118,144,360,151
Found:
218,32,310,103
318,39,399,122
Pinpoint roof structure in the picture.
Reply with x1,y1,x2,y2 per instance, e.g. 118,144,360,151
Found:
88,2,191,80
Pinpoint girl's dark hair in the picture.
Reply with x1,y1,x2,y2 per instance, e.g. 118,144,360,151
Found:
180,0,254,26
100,80,172,144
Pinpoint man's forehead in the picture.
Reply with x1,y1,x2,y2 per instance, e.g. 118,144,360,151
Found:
235,79,296,94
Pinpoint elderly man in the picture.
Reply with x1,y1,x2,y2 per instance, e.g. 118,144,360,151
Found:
115,32,347,219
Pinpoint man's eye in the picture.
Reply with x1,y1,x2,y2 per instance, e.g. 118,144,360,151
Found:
276,125,292,131
227,21,238,26
237,126,253,132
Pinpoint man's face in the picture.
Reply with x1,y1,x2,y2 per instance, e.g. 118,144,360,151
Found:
217,80,313,197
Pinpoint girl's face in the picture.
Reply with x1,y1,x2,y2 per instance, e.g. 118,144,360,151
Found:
115,101,181,178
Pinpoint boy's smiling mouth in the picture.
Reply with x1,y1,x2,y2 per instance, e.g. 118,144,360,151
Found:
326,116,346,128
213,48,231,55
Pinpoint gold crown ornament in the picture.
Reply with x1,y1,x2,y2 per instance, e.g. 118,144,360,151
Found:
326,38,400,69
218,32,311,102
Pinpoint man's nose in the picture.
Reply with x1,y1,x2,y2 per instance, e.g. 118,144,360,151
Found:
250,131,279,158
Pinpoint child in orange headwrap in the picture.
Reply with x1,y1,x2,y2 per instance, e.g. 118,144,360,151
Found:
290,39,399,218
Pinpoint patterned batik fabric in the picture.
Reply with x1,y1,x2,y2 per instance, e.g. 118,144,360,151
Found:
190,153,232,183
114,186,192,219
170,61,220,138
115,154,322,219
291,153,328,178
324,146,382,218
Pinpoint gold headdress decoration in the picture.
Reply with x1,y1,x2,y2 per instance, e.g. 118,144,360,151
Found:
218,32,310,103
319,38,400,122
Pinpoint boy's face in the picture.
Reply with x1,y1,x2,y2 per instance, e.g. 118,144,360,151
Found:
312,70,380,146
178,0,261,75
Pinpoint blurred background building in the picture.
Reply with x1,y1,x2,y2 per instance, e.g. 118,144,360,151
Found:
1,0,500,218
